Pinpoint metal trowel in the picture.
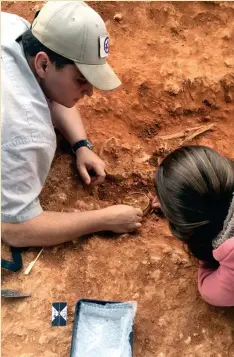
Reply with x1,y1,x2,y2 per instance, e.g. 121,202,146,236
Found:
1,289,32,298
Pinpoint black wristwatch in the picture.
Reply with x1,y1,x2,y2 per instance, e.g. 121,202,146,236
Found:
72,139,94,154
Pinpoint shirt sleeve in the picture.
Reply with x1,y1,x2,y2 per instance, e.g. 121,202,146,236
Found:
1,139,54,223
198,240,234,306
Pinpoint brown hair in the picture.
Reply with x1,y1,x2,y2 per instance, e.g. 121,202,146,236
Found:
155,145,234,268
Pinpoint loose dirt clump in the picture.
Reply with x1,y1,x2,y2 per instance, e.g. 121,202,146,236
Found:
2,2,234,357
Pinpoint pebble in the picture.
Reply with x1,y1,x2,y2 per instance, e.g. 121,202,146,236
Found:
32,4,41,11
133,292,140,299
43,353,57,357
224,58,234,68
225,94,232,103
39,334,48,345
114,13,123,22
184,336,191,344
151,255,161,263
164,83,180,95
151,269,161,281
58,193,67,202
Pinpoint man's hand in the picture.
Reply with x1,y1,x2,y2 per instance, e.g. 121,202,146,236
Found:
76,147,106,185
102,205,143,233
148,193,161,209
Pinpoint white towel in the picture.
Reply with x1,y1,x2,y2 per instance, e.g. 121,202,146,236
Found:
73,301,137,357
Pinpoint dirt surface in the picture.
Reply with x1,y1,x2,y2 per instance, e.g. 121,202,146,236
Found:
1,1,234,357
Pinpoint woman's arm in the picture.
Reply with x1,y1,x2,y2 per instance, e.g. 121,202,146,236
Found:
198,238,234,306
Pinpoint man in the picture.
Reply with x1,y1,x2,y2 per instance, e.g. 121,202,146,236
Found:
1,1,143,248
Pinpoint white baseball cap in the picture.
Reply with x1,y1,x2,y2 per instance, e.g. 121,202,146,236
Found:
31,1,121,91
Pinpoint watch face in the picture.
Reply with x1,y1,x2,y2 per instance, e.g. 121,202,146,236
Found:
86,141,93,150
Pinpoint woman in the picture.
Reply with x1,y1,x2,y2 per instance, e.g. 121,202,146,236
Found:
154,145,234,306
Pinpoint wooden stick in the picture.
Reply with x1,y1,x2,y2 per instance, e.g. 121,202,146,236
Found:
24,248,44,275
180,123,214,145
159,125,207,140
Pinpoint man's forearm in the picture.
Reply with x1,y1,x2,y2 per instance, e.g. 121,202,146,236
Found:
2,209,109,247
50,102,87,145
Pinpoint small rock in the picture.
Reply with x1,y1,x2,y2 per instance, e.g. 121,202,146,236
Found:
158,316,169,327
131,100,140,109
162,246,172,255
222,34,230,40
39,334,48,345
171,253,182,264
164,83,181,96
147,40,154,46
184,336,191,344
133,292,140,299
151,255,161,263
169,103,183,115
114,13,123,22
52,247,58,253
179,332,184,339
58,193,67,202
151,269,161,281
224,58,234,68
43,353,57,357
193,332,199,337
195,344,204,352
224,93,232,103
75,201,90,210
32,4,41,11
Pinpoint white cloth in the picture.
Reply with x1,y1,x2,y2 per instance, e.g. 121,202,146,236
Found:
1,12,56,223
73,301,136,357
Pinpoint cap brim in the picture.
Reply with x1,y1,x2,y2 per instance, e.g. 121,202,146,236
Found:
75,62,121,91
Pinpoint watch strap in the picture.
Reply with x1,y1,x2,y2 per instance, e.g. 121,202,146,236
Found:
72,139,93,154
